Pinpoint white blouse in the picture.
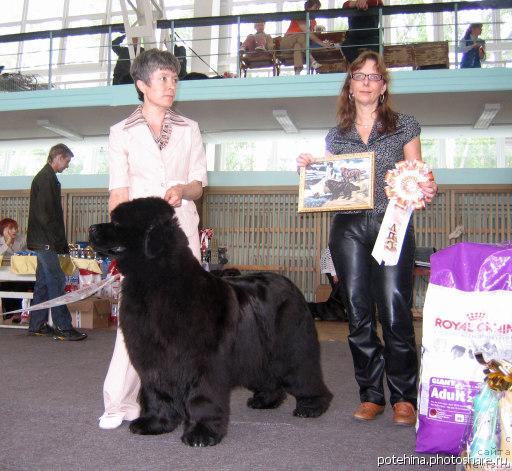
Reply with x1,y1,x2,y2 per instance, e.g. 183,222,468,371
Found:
0,234,27,260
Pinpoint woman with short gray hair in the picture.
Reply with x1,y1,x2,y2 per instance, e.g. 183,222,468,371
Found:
130,48,181,101
99,47,208,430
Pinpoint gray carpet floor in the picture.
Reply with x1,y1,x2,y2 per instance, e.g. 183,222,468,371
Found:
0,327,454,471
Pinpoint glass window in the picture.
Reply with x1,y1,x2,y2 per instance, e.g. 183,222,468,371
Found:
64,29,102,68
505,137,512,168
0,27,21,71
212,132,511,172
217,134,326,171
1,0,25,24
0,147,47,176
282,1,305,12
67,0,104,17
446,136,497,168
27,0,64,21
386,0,430,45
420,138,439,168
0,139,109,176
20,38,52,72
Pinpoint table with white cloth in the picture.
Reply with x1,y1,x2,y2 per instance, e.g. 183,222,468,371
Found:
0,266,35,329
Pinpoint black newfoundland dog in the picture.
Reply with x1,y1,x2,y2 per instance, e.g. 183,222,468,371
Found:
89,197,332,447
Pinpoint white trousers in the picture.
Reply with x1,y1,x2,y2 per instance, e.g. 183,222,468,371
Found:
102,321,141,420
102,231,201,420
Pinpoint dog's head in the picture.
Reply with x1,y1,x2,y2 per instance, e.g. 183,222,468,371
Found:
89,197,188,267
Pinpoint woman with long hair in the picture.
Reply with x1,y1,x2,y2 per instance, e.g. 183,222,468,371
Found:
297,51,438,426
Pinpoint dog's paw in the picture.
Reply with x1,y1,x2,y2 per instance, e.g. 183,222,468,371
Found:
293,397,330,418
247,390,286,409
293,405,324,418
293,391,332,418
129,416,177,435
181,423,223,447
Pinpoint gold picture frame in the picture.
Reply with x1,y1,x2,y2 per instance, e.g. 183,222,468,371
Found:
298,152,375,213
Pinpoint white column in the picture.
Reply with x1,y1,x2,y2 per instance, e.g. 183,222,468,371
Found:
191,0,215,75
496,137,505,168
217,0,233,75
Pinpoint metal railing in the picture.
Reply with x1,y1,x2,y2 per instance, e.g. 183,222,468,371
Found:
0,0,510,89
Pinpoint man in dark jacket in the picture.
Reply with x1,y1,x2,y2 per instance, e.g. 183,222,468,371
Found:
112,34,144,85
26,144,87,341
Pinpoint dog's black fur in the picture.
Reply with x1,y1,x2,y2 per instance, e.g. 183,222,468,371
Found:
89,197,332,447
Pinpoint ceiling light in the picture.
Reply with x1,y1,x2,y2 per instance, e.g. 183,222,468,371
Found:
37,119,83,141
473,103,501,130
273,110,298,133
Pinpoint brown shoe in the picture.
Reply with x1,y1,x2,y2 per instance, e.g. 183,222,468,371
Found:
392,401,416,426
353,402,385,421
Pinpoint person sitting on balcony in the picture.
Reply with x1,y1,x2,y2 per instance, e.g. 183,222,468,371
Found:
459,23,485,69
280,0,332,75
112,34,144,85
240,22,274,54
341,0,383,64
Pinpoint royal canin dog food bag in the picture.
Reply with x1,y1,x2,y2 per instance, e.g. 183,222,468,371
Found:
416,242,512,455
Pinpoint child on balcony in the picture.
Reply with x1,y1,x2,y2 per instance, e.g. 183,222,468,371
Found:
459,23,485,69
240,22,274,54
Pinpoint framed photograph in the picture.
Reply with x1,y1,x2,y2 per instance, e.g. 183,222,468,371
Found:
298,152,375,213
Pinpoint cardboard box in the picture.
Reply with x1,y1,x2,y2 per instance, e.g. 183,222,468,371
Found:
67,297,111,329
315,284,332,303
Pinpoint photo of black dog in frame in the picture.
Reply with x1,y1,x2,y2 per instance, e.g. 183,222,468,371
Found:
89,197,332,447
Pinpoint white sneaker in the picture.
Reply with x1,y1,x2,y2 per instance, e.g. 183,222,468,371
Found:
98,413,124,430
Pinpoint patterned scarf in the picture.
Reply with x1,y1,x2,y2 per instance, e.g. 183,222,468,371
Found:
123,105,187,150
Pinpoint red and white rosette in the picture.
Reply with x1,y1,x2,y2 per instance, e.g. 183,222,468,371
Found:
372,160,434,266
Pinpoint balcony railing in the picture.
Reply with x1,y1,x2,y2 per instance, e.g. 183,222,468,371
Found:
0,0,510,90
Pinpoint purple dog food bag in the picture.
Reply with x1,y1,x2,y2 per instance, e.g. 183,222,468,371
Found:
416,242,512,455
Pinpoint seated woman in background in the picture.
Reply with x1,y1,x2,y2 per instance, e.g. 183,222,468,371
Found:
280,0,332,75
0,218,25,263
0,218,30,322
240,22,274,54
459,23,485,69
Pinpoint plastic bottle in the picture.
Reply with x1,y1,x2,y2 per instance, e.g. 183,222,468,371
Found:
468,384,499,462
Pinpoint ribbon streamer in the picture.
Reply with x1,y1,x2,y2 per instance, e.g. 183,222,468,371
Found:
199,228,214,254
372,160,434,266
1,275,119,317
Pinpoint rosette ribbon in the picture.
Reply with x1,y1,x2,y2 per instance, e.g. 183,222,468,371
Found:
371,160,434,265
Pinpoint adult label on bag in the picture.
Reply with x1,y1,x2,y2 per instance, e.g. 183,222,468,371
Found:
426,377,481,425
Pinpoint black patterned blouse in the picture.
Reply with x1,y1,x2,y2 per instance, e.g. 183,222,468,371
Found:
325,112,421,215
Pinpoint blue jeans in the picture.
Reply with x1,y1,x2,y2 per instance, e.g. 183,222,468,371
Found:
28,250,73,332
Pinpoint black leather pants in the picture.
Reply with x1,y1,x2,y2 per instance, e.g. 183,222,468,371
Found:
329,212,418,408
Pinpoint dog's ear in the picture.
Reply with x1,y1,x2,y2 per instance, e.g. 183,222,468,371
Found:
143,212,174,259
